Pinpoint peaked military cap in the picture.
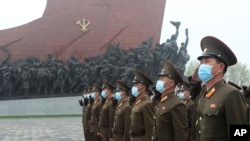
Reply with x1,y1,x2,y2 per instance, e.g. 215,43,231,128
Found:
102,79,115,90
197,36,237,66
177,81,190,91
91,83,101,92
132,70,153,86
116,80,131,94
158,60,183,85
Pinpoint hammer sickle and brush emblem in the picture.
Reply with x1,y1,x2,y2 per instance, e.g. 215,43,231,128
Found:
76,18,91,32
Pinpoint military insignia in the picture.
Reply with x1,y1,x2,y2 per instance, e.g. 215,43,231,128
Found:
135,99,141,105
76,18,91,32
162,106,166,110
203,48,207,53
210,103,216,108
160,95,168,102
161,69,165,73
206,88,215,98
118,103,123,108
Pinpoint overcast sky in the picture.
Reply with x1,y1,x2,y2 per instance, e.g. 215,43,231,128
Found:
160,0,250,69
1,0,250,69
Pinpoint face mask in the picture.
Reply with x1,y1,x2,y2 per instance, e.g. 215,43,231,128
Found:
115,92,122,101
177,92,185,100
198,64,214,83
91,92,95,99
156,80,166,93
101,91,107,98
131,86,140,97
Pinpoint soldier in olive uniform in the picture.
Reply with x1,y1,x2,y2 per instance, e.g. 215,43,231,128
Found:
154,60,188,141
176,81,196,141
98,80,116,141
83,87,93,141
113,80,132,141
189,36,248,141
90,83,102,141
129,70,154,141
79,87,88,140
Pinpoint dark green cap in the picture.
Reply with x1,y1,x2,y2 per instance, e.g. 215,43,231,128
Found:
91,83,101,93
158,60,183,85
177,81,190,91
102,79,115,90
197,36,237,66
132,70,153,86
116,80,131,94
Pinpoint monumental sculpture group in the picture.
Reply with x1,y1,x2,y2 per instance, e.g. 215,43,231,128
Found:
0,21,190,99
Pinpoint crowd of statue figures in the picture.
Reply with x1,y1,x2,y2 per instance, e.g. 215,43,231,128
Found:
0,21,190,97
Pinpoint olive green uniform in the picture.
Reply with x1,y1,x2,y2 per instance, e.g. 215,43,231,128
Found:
130,95,154,141
183,98,196,141
155,92,188,141
113,100,132,141
196,80,248,141
90,98,102,141
99,98,115,141
83,103,92,141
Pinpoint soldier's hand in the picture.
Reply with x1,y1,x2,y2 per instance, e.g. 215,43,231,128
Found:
97,132,101,136
191,66,201,82
109,138,113,141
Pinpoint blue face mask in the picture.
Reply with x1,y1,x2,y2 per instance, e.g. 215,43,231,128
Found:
91,92,95,99
115,92,122,101
101,91,107,98
198,64,214,83
156,80,166,93
131,86,140,97
177,92,185,100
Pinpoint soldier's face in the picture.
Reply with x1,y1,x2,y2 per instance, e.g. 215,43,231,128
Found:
158,76,174,88
199,57,224,75
133,83,146,93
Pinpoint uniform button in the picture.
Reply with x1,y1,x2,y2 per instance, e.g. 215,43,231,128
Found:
198,130,201,134
199,117,202,120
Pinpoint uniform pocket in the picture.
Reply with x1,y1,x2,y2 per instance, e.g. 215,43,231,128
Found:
204,108,219,116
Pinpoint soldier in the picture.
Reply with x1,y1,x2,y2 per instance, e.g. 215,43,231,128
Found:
176,81,196,141
98,80,116,141
129,70,154,141
90,83,102,141
79,88,88,139
190,36,248,141
83,87,93,141
113,80,132,141
154,60,188,141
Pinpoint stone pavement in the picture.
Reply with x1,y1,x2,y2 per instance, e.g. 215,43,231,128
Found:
0,117,85,141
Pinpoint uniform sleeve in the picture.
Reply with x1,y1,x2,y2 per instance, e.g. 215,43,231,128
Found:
109,105,115,138
143,103,154,140
189,104,197,140
225,90,248,136
171,104,188,141
123,106,132,141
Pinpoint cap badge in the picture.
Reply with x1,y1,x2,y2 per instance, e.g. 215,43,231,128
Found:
203,48,207,53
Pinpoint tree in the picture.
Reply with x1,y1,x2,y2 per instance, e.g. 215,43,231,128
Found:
184,60,250,86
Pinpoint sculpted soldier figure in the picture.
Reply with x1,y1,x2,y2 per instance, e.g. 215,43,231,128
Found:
98,80,116,141
113,80,132,141
154,60,188,141
89,83,102,141
190,36,248,141
129,70,154,141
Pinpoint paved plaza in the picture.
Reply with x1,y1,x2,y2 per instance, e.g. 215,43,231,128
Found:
0,117,85,141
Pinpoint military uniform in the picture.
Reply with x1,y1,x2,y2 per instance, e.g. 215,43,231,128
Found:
99,80,116,141
83,88,93,141
193,36,248,141
130,70,154,141
90,83,102,141
154,60,188,141
113,80,132,141
178,81,197,141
